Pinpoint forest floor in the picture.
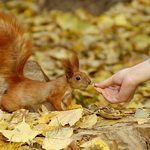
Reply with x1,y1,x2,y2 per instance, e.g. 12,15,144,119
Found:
0,0,150,149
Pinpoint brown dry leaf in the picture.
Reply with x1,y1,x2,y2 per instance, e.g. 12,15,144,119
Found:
96,106,124,119
17,146,32,150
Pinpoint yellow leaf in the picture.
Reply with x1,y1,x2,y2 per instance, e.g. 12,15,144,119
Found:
34,137,44,145
77,114,97,128
56,12,98,34
67,104,83,110
42,127,73,150
114,14,131,27
38,112,56,124
80,138,110,150
0,120,9,130
49,109,83,127
0,110,12,122
0,119,41,143
0,142,22,150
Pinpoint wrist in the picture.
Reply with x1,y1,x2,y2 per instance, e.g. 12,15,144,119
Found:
128,59,150,85
125,67,140,86
128,67,141,85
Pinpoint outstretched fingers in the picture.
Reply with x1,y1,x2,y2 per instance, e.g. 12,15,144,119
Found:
94,76,115,89
100,87,121,103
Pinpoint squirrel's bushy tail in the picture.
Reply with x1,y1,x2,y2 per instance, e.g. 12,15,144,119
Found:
0,12,32,81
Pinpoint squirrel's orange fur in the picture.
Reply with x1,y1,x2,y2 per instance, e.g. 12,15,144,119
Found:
0,12,91,112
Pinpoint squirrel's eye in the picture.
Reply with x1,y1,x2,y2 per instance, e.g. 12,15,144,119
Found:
76,76,81,80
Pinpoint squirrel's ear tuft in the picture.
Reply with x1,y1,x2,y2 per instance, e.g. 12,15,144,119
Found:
71,54,79,71
62,59,73,79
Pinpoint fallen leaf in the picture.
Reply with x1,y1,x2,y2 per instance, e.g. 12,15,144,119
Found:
49,108,83,126
114,14,131,27
38,112,56,124
0,119,41,143
67,104,83,110
134,108,150,118
42,127,73,150
80,138,110,150
96,106,124,119
56,12,98,34
76,114,97,129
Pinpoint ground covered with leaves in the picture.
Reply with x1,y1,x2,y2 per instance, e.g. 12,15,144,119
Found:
0,0,150,149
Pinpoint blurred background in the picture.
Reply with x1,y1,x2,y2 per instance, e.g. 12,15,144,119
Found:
0,0,150,108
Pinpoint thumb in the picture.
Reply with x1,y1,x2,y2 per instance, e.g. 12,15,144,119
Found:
94,77,114,88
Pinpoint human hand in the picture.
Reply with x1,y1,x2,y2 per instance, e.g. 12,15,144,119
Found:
94,68,138,103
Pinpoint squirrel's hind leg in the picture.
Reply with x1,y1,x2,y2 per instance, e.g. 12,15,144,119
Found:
1,96,22,112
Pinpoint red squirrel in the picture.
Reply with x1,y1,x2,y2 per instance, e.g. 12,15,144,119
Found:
0,12,91,112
